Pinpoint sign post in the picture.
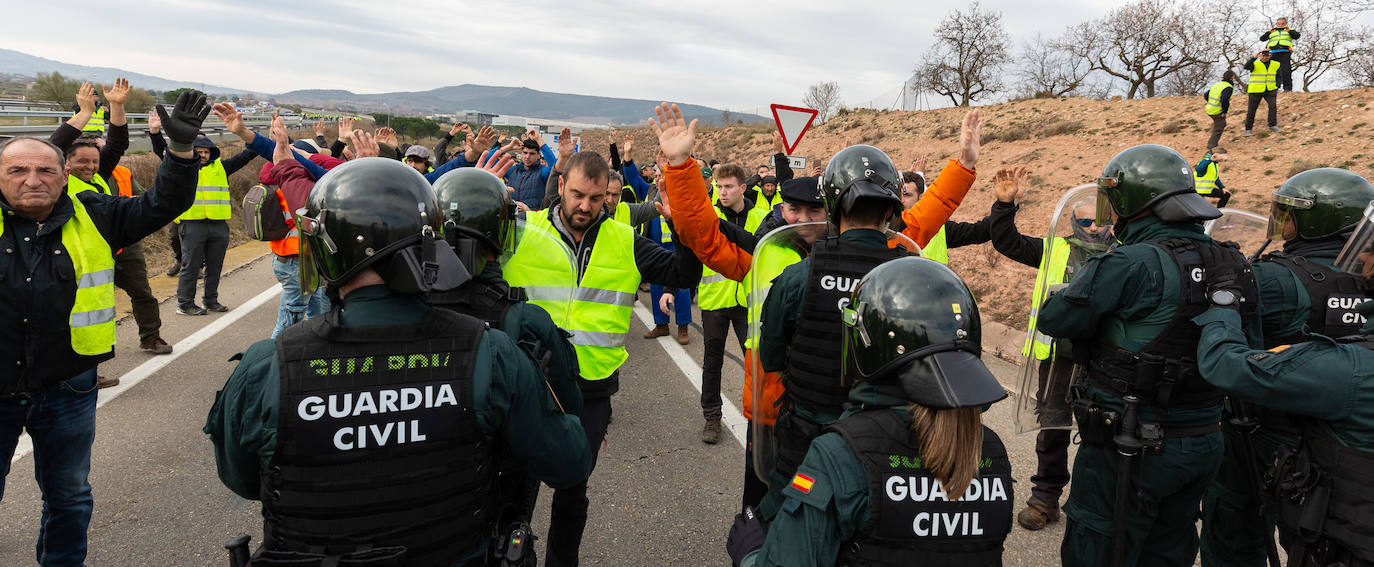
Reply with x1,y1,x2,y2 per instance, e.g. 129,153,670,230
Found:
770,104,819,155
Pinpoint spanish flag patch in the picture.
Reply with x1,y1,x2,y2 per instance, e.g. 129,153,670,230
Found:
791,473,815,494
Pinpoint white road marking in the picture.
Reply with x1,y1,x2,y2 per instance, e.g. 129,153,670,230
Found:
10,284,283,464
631,303,749,448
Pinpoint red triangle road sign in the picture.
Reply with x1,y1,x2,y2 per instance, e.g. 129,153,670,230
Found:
771,104,819,155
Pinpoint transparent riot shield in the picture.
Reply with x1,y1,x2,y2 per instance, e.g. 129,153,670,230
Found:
502,217,577,328
1205,208,1270,258
1335,201,1374,277
1013,185,1117,434
747,222,919,484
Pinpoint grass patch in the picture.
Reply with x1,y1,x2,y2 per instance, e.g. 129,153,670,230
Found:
1159,119,1186,134
1353,123,1367,129
1262,155,1275,162
1288,158,1323,177
1256,131,1271,139
1311,138,1325,144
1264,169,1275,176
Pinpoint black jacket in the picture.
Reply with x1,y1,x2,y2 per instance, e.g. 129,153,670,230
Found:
0,153,199,394
49,122,130,183
150,132,259,176
987,200,1043,268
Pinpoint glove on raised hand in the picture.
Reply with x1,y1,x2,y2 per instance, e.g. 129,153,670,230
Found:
155,90,211,153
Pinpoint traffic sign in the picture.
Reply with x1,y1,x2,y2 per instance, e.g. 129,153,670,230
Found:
770,104,819,155
786,155,807,170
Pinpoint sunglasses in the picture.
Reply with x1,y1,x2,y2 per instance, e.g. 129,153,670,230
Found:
1074,218,1097,227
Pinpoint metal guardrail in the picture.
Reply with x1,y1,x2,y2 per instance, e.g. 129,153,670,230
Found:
0,110,301,137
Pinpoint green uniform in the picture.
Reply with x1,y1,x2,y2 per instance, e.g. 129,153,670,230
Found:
204,286,591,564
1038,217,1231,567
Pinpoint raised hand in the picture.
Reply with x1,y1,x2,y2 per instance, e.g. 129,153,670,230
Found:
212,102,249,140
649,102,698,167
556,126,574,158
353,129,380,158
374,127,398,147
958,110,981,170
910,156,929,174
338,117,354,142
76,82,96,114
102,78,131,106
992,168,1017,203
527,129,545,147
476,149,516,178
772,131,784,154
155,90,211,152
313,119,325,137
473,125,495,150
654,182,673,221
146,110,161,134
622,135,635,161
270,116,293,164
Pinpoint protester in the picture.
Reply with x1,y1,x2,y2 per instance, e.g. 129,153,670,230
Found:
1244,50,1282,136
1261,18,1300,92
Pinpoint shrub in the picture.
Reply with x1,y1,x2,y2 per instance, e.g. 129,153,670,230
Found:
1159,119,1185,134
1288,159,1321,177
1261,155,1275,162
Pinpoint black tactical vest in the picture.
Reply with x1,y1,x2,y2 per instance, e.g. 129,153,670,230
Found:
263,308,492,567
1261,252,1371,346
828,410,1012,567
785,237,906,413
428,279,526,331
1088,238,1256,409
1271,418,1374,563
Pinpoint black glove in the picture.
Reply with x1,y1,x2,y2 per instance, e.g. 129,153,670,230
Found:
1200,244,1248,308
155,90,211,153
726,506,767,566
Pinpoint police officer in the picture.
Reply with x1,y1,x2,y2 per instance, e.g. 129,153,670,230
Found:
205,158,590,567
1199,167,1374,567
1037,144,1260,567
1193,250,1374,567
726,257,1012,566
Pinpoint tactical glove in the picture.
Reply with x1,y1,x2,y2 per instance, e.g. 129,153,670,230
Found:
155,90,211,153
726,506,767,566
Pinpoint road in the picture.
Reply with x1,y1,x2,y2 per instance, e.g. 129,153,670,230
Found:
0,253,1069,566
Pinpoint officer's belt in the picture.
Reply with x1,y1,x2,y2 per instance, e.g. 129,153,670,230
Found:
1088,345,1218,409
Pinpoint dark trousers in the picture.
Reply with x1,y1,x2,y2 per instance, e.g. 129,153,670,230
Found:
1245,91,1279,130
1271,51,1293,91
700,307,746,420
546,394,612,567
1031,357,1073,502
176,220,229,307
742,421,769,511
168,225,181,265
1207,114,1227,150
113,243,162,344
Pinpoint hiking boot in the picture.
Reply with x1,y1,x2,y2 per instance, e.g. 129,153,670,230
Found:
165,263,181,277
701,419,722,444
1244,129,1253,136
97,375,120,389
676,325,690,345
205,302,230,313
140,338,173,355
643,325,669,339
1016,496,1061,530
1270,125,1284,133
177,304,207,316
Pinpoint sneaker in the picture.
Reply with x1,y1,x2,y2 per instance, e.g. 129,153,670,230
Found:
676,325,691,345
1016,495,1062,530
177,304,207,316
165,263,181,277
140,338,173,355
1243,129,1253,136
701,419,722,444
205,302,230,313
1270,125,1284,133
97,375,120,389
643,325,669,339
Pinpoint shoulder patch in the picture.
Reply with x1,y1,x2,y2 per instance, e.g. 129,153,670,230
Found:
791,472,815,494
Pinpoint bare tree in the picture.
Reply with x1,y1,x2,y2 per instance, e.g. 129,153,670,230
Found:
1260,0,1365,92
802,81,843,123
1061,0,1215,99
1160,61,1216,96
1015,34,1091,98
914,1,1011,106
1206,2,1260,72
1338,41,1374,86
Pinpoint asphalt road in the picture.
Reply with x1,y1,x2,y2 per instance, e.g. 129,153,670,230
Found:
0,254,1070,566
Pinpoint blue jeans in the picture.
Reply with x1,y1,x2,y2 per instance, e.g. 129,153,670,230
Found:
649,284,692,326
0,368,99,566
272,256,329,338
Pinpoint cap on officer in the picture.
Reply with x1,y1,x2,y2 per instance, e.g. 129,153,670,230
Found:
780,176,825,207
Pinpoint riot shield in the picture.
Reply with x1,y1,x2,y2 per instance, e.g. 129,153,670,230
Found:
502,217,577,329
1013,185,1117,434
1335,201,1374,277
746,222,919,484
1204,208,1269,257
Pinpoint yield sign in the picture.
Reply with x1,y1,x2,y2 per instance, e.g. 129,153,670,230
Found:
771,104,819,155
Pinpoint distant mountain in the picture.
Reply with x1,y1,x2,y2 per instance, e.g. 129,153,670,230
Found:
0,48,245,94
274,84,766,126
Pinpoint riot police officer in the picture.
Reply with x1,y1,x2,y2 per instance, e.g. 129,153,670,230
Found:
1037,144,1260,567
205,158,590,567
1200,168,1374,567
726,257,1012,566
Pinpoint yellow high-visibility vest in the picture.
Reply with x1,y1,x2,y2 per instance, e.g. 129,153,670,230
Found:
699,206,767,310
66,173,112,197
1022,238,1071,360
1195,162,1221,196
1248,60,1281,93
1205,81,1233,115
176,159,232,222
81,107,106,134
1267,29,1293,50
753,189,783,214
743,246,803,350
923,226,949,264
505,209,641,380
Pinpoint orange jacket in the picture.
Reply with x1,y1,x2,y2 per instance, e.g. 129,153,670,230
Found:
663,158,977,281
742,349,784,425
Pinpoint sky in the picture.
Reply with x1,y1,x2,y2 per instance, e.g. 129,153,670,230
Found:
4,0,1369,115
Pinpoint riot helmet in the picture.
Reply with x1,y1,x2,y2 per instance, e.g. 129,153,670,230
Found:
433,167,517,274
1268,168,1374,241
839,257,1007,409
820,145,903,223
1096,144,1219,225
296,157,469,296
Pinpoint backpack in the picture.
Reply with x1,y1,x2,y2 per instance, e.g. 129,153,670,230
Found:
242,184,292,241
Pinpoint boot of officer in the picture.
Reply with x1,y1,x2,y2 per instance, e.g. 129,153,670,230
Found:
1200,167,1374,567
1036,144,1261,567
756,145,913,520
727,257,1013,567
205,158,591,567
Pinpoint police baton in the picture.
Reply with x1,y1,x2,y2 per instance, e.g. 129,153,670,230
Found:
1224,398,1282,567
225,534,251,567
1110,395,1143,567
1248,239,1272,264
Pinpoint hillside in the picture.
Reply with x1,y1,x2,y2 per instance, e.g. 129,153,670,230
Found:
577,88,1374,335
0,48,243,94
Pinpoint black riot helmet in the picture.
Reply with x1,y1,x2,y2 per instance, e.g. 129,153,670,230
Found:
840,257,1007,409
1096,144,1220,225
1269,168,1374,241
296,157,469,296
433,167,517,273
820,145,903,222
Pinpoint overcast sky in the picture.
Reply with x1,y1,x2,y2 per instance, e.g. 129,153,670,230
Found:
5,1,1370,115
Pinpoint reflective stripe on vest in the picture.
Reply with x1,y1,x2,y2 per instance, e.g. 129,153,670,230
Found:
268,187,300,256
66,173,113,197
923,226,949,264
81,107,106,133
1267,29,1293,49
1022,237,1071,360
176,159,232,221
753,190,782,214
0,198,116,355
504,209,640,380
699,206,766,310
1249,60,1281,93
1205,81,1232,115
658,216,674,244
743,246,804,350
1195,162,1220,196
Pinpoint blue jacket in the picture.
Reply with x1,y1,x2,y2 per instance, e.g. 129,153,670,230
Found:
623,160,653,200
505,145,557,209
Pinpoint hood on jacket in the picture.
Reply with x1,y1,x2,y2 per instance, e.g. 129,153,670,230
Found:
192,136,221,163
259,161,277,185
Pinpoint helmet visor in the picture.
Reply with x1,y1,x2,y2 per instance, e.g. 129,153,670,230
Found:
1335,201,1374,277
294,208,337,296
1096,187,1116,226
1268,191,1314,240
